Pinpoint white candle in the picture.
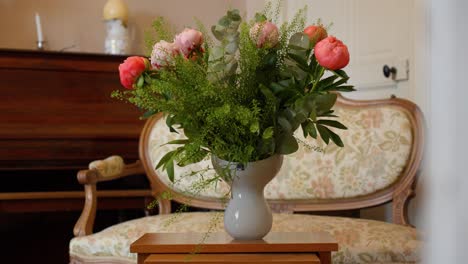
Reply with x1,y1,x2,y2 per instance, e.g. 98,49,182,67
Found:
35,12,43,42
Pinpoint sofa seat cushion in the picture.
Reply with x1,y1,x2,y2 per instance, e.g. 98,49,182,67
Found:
70,212,421,264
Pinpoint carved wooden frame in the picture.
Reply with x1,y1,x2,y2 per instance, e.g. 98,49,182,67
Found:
71,94,424,264
139,94,425,226
73,161,150,237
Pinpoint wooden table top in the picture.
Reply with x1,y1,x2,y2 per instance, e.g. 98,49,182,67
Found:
130,232,338,254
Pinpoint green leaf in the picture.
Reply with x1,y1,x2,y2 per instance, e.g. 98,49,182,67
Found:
262,127,274,139
317,120,348,130
309,54,318,74
316,124,330,144
278,117,292,133
156,149,177,170
320,78,348,91
315,93,337,113
136,75,144,88
309,106,317,122
144,74,152,84
305,122,317,139
250,121,260,133
142,110,156,119
255,13,267,22
177,148,208,167
166,159,175,182
332,69,349,79
317,75,338,88
164,139,190,145
165,115,178,133
289,32,310,50
329,85,356,92
325,127,345,147
270,82,287,94
301,122,308,138
276,134,299,154
288,53,309,69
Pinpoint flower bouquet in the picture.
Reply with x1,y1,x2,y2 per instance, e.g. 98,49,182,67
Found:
114,4,354,239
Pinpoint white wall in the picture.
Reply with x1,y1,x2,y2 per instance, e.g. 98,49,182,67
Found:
0,0,246,54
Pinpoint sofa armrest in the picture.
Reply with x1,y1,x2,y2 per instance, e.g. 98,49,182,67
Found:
73,156,145,237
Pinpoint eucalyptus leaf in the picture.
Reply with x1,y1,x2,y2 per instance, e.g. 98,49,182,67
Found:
289,32,310,50
278,117,292,133
276,134,299,154
225,42,238,54
288,52,309,67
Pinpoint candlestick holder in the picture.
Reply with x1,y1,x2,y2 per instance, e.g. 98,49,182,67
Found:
36,40,46,50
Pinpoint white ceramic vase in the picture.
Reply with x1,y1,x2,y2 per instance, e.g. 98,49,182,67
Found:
212,154,283,240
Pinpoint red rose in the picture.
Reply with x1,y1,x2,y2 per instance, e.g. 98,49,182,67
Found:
118,56,149,89
303,25,328,47
314,36,350,70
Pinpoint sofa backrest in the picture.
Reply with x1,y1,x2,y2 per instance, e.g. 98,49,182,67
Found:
139,94,424,225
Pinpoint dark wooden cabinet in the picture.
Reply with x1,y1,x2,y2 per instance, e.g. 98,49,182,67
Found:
0,49,151,212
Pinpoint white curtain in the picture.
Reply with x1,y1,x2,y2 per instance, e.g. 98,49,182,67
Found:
425,0,468,262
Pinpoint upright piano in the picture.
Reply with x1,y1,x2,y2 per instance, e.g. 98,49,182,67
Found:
0,49,150,213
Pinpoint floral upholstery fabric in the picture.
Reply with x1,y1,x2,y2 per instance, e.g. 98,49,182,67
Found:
149,105,413,199
70,212,421,264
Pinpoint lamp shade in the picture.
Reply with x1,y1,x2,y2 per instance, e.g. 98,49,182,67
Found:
103,0,128,24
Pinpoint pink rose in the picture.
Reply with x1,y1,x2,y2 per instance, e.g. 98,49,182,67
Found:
150,40,180,69
174,28,204,57
314,36,350,70
303,25,328,47
250,21,279,48
118,56,149,89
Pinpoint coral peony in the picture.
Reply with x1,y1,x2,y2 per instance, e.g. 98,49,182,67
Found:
150,40,180,69
174,28,204,57
314,36,350,70
250,21,279,48
303,25,328,47
118,56,149,89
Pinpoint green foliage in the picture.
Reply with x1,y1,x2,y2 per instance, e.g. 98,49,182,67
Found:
144,17,174,55
114,3,355,182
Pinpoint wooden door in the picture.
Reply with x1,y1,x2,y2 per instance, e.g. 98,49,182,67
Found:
283,0,414,100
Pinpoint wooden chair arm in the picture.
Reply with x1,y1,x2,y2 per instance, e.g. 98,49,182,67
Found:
73,156,145,237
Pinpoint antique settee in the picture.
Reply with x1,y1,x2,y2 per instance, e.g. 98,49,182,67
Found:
69,94,424,264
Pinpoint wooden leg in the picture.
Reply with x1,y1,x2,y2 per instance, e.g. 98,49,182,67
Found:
137,253,149,264
317,252,332,264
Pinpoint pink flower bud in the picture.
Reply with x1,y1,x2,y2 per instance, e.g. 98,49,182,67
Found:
303,25,328,47
150,40,180,69
118,56,149,89
314,36,350,70
250,21,279,48
174,28,204,57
